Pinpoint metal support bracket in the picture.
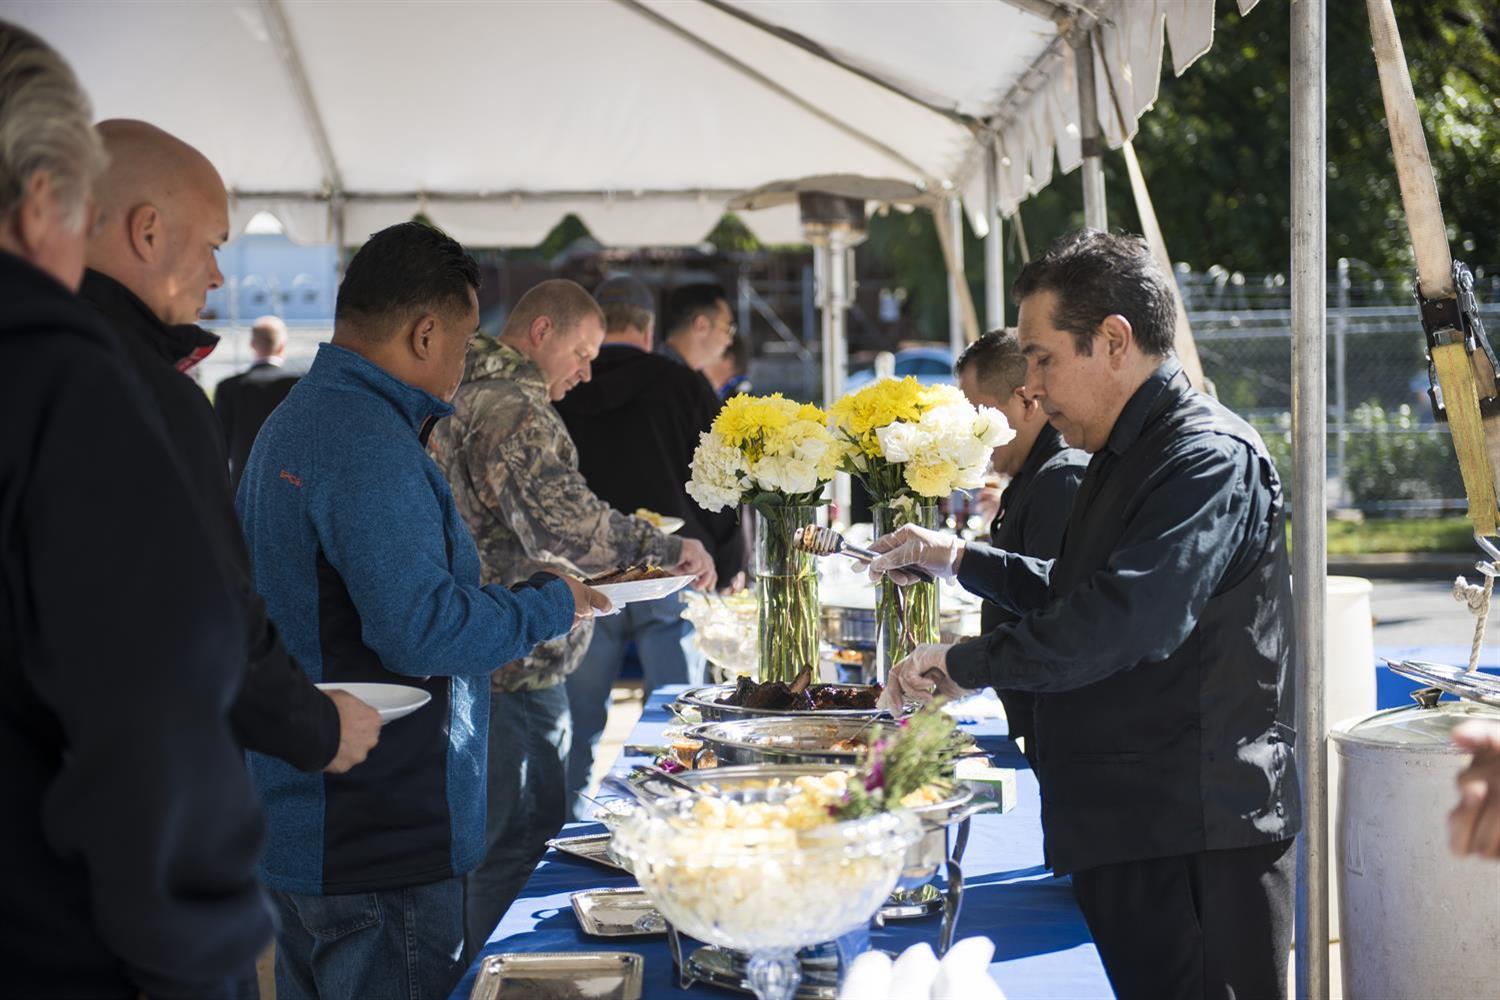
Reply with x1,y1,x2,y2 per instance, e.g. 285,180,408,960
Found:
1420,259,1500,422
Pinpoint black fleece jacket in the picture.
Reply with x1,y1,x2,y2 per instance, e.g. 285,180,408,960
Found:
0,251,270,997
80,270,339,771
555,343,746,582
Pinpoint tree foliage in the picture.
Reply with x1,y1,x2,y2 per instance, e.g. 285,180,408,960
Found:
861,0,1500,338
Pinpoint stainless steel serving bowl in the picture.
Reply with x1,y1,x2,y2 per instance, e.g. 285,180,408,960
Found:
674,683,888,723
683,716,976,770
646,763,992,891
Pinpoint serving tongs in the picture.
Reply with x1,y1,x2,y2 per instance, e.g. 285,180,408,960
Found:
792,525,934,583
597,763,701,816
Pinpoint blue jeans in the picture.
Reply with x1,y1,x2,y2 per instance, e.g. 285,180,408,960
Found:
563,592,705,817
462,684,571,962
270,877,464,1000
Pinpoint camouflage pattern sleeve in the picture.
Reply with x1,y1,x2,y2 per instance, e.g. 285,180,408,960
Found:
480,397,681,578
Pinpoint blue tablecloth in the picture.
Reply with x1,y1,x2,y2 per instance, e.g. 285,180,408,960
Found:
448,689,1110,999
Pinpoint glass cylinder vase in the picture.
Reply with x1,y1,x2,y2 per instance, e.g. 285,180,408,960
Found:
753,504,820,683
872,502,941,682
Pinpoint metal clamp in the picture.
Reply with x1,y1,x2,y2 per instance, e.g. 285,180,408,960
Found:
1420,259,1500,422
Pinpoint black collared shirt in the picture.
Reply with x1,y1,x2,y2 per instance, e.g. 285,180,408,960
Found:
950,358,1276,693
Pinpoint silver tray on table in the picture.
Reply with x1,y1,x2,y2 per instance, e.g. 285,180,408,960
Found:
683,716,976,769
469,950,643,1000
570,887,666,938
545,832,627,872
674,683,888,723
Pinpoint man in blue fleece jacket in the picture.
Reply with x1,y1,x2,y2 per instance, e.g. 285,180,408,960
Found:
237,222,608,1000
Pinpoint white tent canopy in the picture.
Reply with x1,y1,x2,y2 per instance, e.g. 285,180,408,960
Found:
9,0,1258,247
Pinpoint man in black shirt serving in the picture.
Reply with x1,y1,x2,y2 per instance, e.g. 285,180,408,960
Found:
870,230,1300,1000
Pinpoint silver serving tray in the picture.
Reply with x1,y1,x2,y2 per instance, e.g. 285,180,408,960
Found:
684,717,976,769
546,833,627,872
469,950,643,1000
682,945,839,1000
570,888,666,938
675,683,888,722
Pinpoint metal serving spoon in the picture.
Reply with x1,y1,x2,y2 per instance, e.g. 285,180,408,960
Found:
792,524,934,583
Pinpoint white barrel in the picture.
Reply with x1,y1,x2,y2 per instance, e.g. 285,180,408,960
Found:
1331,702,1500,1000
1323,575,1377,940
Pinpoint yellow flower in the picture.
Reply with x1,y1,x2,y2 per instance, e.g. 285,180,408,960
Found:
905,459,959,498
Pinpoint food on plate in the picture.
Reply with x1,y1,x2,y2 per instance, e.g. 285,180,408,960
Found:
586,563,672,585
720,668,884,712
634,508,667,528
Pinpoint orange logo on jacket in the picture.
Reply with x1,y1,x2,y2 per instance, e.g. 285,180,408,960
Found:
279,469,303,488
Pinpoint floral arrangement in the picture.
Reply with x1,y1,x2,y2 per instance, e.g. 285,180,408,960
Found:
687,393,842,511
829,378,1013,503
686,393,840,682
832,706,961,821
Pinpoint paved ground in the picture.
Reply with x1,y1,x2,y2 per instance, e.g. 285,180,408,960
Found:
1370,578,1488,650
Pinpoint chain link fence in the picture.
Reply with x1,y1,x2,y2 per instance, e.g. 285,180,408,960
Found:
1183,262,1500,515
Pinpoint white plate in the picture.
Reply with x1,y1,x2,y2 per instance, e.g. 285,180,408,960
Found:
316,682,431,724
634,509,685,534
591,573,695,606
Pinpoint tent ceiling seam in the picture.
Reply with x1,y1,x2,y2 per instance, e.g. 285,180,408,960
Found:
258,0,344,196
229,188,762,203
984,0,1113,135
699,0,981,132
612,0,936,183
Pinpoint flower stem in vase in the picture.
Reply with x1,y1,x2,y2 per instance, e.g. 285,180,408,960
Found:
753,505,820,683
872,502,941,681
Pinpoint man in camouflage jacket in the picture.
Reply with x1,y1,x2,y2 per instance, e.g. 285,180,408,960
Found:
428,279,713,958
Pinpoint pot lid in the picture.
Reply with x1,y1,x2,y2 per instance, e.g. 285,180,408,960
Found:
1333,699,1500,748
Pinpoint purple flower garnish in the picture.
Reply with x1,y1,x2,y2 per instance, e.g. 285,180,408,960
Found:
864,756,885,792
656,757,686,774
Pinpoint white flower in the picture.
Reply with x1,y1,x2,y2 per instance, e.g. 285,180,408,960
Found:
687,432,751,512
875,422,920,462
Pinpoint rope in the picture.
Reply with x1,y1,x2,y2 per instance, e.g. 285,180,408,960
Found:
1453,573,1495,674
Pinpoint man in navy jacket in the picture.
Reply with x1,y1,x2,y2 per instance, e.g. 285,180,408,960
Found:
0,22,271,998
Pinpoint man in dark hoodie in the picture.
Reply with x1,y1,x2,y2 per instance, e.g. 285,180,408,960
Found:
554,276,746,815
0,21,271,997
79,118,381,775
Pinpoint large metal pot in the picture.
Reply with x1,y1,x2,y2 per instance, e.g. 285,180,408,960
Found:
1330,699,1500,1000
651,763,993,892
673,683,888,723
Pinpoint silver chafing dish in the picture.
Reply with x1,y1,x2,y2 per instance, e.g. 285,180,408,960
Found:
673,683,888,723
683,716,978,769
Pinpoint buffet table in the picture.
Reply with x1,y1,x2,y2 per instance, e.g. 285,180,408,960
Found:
448,688,1111,999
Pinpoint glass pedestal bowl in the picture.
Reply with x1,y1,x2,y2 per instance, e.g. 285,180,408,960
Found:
609,785,920,1000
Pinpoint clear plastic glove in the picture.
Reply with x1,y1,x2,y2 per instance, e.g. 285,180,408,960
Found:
867,523,965,585
1450,719,1500,858
877,643,969,712
672,537,717,592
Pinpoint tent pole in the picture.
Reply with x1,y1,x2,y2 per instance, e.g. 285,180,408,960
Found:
1073,28,1106,230
1290,0,1329,995
332,195,347,278
947,196,967,360
984,141,1005,331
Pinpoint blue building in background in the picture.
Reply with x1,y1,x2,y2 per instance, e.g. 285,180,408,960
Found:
202,229,338,324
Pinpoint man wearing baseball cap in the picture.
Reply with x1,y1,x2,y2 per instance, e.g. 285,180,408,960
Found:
555,274,746,816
